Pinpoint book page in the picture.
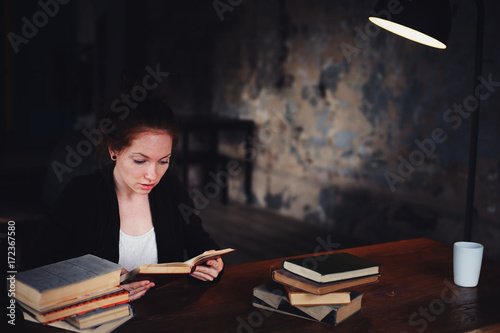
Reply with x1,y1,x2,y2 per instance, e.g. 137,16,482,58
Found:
184,248,235,266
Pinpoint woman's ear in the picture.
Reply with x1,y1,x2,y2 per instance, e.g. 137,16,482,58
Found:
108,148,117,161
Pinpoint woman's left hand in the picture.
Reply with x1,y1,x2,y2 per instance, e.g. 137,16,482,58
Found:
120,268,155,301
189,250,224,281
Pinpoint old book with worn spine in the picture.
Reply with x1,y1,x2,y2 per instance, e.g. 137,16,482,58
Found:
17,289,129,324
252,281,363,326
272,268,380,295
65,303,132,329
283,285,351,306
23,303,136,333
15,254,122,312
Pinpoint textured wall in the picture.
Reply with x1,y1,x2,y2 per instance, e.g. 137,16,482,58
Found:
210,0,500,258
6,0,497,259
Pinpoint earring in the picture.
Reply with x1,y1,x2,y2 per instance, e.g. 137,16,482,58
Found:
111,155,117,161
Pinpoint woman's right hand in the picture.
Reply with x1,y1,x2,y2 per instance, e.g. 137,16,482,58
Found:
120,268,155,301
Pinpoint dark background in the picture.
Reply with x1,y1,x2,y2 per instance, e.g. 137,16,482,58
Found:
1,0,499,261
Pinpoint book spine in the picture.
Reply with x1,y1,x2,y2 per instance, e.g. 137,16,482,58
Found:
44,299,130,325
42,290,128,322
72,299,130,318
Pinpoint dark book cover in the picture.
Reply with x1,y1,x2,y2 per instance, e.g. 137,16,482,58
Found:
283,252,381,282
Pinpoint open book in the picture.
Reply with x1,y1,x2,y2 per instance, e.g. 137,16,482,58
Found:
120,248,235,283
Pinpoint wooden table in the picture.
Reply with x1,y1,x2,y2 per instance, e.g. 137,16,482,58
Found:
22,238,500,332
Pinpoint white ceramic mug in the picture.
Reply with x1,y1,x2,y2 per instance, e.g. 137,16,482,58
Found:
453,241,484,287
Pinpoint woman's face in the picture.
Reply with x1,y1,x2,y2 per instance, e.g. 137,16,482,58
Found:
110,130,173,196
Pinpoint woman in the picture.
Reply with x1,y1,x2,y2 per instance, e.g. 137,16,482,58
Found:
44,97,223,301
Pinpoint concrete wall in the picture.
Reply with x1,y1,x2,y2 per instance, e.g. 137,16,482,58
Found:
209,0,500,259
4,0,498,260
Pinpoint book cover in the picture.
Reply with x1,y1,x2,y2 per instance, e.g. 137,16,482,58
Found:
15,254,122,311
252,281,363,326
282,252,381,283
283,285,351,306
18,289,130,324
272,269,380,295
120,248,235,283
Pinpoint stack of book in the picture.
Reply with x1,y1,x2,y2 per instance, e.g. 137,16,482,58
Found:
252,252,381,326
15,254,135,332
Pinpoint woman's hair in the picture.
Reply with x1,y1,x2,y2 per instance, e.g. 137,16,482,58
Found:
99,71,180,155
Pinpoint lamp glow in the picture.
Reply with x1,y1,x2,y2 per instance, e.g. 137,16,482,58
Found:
369,17,447,49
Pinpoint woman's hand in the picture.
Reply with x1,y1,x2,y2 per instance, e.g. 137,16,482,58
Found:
190,250,224,281
120,268,155,301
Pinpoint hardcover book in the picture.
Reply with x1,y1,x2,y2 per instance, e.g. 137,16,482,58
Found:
120,248,235,283
252,281,363,326
283,285,351,306
15,254,122,311
282,252,381,283
26,285,123,314
272,269,380,295
23,304,136,333
17,289,130,324
65,303,131,330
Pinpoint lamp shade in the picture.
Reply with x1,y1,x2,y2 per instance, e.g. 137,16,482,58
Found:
369,0,452,49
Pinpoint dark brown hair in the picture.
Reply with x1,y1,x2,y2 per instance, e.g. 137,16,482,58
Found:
96,65,180,164
100,98,180,155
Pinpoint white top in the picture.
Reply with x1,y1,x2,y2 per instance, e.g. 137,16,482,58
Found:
118,227,158,272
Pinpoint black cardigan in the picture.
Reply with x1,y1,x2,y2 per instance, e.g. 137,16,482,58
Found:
40,165,219,266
